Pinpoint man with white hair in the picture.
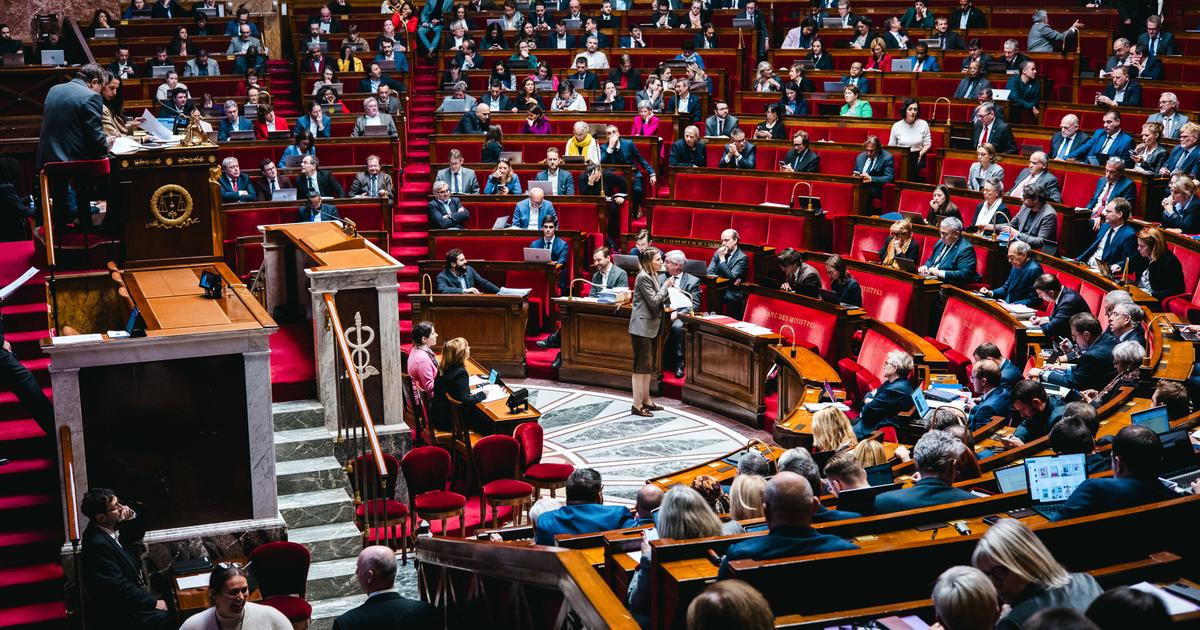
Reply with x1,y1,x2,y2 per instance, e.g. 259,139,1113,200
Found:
980,241,1042,307
564,120,601,163
333,546,436,628
661,249,701,378
1026,10,1083,53
1147,92,1189,140
854,350,916,439
874,430,975,513
708,229,748,316
1008,151,1061,201
1051,115,1083,161
919,217,979,286
217,157,257,203
351,97,398,137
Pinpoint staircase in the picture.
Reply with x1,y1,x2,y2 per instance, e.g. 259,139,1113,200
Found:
0,242,65,629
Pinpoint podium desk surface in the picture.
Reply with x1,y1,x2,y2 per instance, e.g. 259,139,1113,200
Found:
125,263,275,336
465,357,542,433
265,222,399,271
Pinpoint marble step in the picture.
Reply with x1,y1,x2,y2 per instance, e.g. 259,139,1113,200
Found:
273,427,336,463
276,456,349,495
278,489,356,528
286,521,364,564
272,400,325,432
309,594,368,630
305,556,362,600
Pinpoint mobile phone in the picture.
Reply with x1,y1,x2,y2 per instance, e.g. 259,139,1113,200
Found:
982,514,1002,525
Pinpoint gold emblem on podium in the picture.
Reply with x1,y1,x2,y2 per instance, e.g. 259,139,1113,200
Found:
147,184,199,229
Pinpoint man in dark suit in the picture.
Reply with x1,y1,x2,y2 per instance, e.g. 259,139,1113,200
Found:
930,17,966,49
218,157,258,203
1030,274,1091,340
874,430,976,514
973,343,1023,390
716,472,858,579
1005,60,1041,121
108,47,140,80
1159,125,1200,176
536,469,635,545
1096,66,1142,108
436,248,500,294
299,191,341,222
535,149,575,196
971,102,1017,154
1050,114,1084,161
1078,200,1139,276
37,64,112,225
296,155,346,199
427,181,471,229
334,545,437,629
920,217,979,287
669,126,708,168
1053,425,1176,521
452,103,490,134
218,101,254,141
738,0,770,59
1137,15,1176,57
539,21,576,50
666,79,702,120
705,102,739,137
950,0,985,30
718,128,756,170
80,488,174,629
1007,152,1062,202
359,63,404,94
954,60,991,99
852,135,894,206
693,24,719,50
599,125,656,213
708,229,748,317
854,350,915,439
990,379,1065,452
967,360,1012,430
253,159,294,201
780,130,820,173
1035,312,1117,392
660,249,701,377
1071,110,1134,165
777,448,861,521
980,241,1043,307
530,215,570,293
479,81,517,113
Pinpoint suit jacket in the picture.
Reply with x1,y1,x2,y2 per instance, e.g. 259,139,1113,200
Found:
881,31,908,50
854,151,895,197
1101,81,1143,107
293,113,332,138
592,265,629,292
717,525,858,579
705,114,739,137
808,52,834,70
299,202,341,222
480,93,516,112
217,117,253,141
1069,333,1119,391
708,248,748,298
1145,113,1189,140
1009,203,1058,250
511,199,556,229
693,32,720,50
669,140,708,167
351,115,398,137
529,236,569,267
80,524,159,626
968,386,1011,430
953,76,991,99
349,171,394,198
435,167,480,194
1027,22,1073,52
782,147,820,173
1050,132,1085,161
36,78,109,168
909,56,940,72
874,477,976,514
254,174,294,201
297,170,346,199
600,139,655,182
1161,144,1200,176
719,142,756,170
1052,476,1175,521
951,7,986,29
107,61,140,80
452,111,488,134
1076,222,1139,268
1085,176,1137,211
666,94,702,119
1005,74,1041,113
1008,168,1062,203
992,260,1043,306
183,58,220,76
359,76,404,94
879,237,920,264
535,503,635,546
629,271,670,338
1162,195,1200,233
1137,31,1176,56
332,591,438,630
436,266,499,294
924,237,979,286
1131,58,1163,80
427,197,470,229
218,173,258,203
658,271,701,311
900,7,934,29
1040,287,1091,339
539,33,577,50
430,365,484,429
1145,251,1186,304
857,377,914,432
226,35,264,55
971,119,1017,154
1012,398,1065,442
536,169,575,195
1074,129,1134,165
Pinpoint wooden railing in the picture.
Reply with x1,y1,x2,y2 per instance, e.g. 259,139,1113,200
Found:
60,425,83,622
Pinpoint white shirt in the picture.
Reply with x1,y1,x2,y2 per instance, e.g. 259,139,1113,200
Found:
889,119,931,152
575,50,609,69
975,198,1004,226
362,113,383,126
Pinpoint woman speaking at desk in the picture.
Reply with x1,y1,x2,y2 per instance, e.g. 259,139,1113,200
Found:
431,337,486,431
629,247,674,418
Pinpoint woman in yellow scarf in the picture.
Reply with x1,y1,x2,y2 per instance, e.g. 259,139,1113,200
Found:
565,120,601,163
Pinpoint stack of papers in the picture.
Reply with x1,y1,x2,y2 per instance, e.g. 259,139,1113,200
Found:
0,267,37,301
478,384,508,403
1129,582,1200,615
597,288,631,304
727,321,774,336
497,287,531,297
803,402,851,413
666,287,692,310
1000,302,1037,319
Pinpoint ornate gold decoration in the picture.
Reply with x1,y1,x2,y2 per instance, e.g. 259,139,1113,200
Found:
208,165,222,184
179,109,211,147
146,184,199,229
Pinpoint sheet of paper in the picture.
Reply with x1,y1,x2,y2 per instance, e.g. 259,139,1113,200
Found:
1130,582,1200,615
110,136,145,155
0,267,37,301
497,287,531,297
803,402,851,413
468,374,487,387
51,334,104,345
176,572,211,590
480,384,508,403
667,287,693,310
625,550,642,563
139,109,174,141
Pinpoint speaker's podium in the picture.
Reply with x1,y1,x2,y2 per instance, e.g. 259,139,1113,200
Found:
261,221,406,431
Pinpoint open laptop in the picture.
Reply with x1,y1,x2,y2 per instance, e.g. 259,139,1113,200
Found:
267,130,292,140
991,88,1012,101
283,154,304,168
363,124,391,137
614,254,640,274
1024,453,1087,520
731,17,755,28
994,462,1029,494
440,97,468,113
894,256,918,273
1158,428,1200,489
591,102,613,112
93,27,117,39
272,188,297,201
523,247,551,263
228,130,255,141
821,17,846,28
819,379,839,403
860,249,882,263
865,462,895,486
196,6,220,17
534,80,555,91
1,52,24,67
890,58,914,72
526,180,551,196
835,482,901,517
683,259,707,276
40,50,65,66
919,38,942,49
151,65,174,78
498,151,523,164
822,81,844,92
562,18,581,28
911,388,931,420
943,174,968,189
1131,406,1171,435
243,104,258,118
491,216,511,229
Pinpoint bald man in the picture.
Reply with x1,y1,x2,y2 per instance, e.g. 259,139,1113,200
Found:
635,484,664,525
717,472,858,579
334,546,437,629
708,228,749,317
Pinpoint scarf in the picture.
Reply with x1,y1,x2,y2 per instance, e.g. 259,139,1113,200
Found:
567,133,596,158
882,237,911,268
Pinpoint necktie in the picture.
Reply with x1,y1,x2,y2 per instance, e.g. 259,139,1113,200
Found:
980,125,990,146
370,175,378,196
1057,136,1072,159
932,242,949,266
452,172,460,193
916,59,923,73
231,177,237,192
310,177,318,195
1098,182,1112,208
1150,37,1157,56
962,79,975,98
1164,116,1173,138
1100,227,1114,254
864,157,874,173
1101,134,1115,155
199,64,207,76
271,179,278,191
717,118,723,135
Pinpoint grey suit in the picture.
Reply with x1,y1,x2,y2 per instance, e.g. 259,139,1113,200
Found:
348,171,394,197
1027,22,1074,53
705,114,739,137
593,264,629,290
38,78,109,168
1009,202,1058,251
659,270,701,368
183,58,221,76
1007,168,1062,203
1146,113,1190,140
630,271,670,338
967,162,1005,190
227,35,264,54
953,76,991,99
435,167,479,194
351,115,398,137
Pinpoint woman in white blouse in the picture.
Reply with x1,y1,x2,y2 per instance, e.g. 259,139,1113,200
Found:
968,142,1004,191
973,177,1010,232
888,98,932,164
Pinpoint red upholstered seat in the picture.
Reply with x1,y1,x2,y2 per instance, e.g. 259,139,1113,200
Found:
483,479,535,499
473,434,533,526
356,498,409,520
513,422,573,495
414,490,467,512
259,595,312,622
525,462,575,481
248,541,310,599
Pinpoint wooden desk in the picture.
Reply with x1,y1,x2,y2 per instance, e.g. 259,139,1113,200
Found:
555,297,665,394
410,294,530,379
464,357,541,435
770,344,841,448
648,441,783,492
680,313,781,428
123,264,272,336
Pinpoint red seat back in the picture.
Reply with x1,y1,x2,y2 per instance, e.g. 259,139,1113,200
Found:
473,434,521,485
936,294,1015,360
743,293,839,359
401,446,454,496
248,541,312,597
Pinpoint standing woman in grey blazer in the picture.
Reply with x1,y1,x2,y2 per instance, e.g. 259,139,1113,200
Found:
629,247,674,417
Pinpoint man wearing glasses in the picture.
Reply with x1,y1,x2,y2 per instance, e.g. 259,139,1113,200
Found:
80,488,175,628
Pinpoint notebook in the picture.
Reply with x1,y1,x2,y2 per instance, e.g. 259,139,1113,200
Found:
1024,453,1087,520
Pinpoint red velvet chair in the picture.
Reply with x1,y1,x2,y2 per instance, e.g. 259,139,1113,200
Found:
248,541,312,625
401,446,467,537
513,422,573,498
347,453,410,557
472,435,534,529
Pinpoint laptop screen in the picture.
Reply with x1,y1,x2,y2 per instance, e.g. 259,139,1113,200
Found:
1158,428,1198,475
1131,406,1170,435
1024,454,1087,505
488,369,499,385
865,462,894,486
911,389,930,418
994,463,1029,494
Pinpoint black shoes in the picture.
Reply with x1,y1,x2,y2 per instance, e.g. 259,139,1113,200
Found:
674,366,684,379
537,331,561,349
551,353,562,369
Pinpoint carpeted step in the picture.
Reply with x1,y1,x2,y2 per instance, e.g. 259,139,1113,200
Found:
0,563,64,607
403,164,431,176
392,231,428,244
395,213,430,225
0,458,55,495
0,494,57,529
3,329,48,358
0,302,48,331
397,282,419,293
397,266,419,279
0,601,67,628
0,388,53,423
388,245,428,260
0,529,60,568
0,419,51,459
407,151,430,161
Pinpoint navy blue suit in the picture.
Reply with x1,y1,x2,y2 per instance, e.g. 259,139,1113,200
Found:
854,377,914,439
719,142,757,170
1051,476,1175,521
854,150,895,202
535,503,635,545
717,525,858,579
968,386,1011,430
1161,145,1200,176
435,266,500,294
1076,222,1139,268
1072,129,1134,165
1059,333,1118,391
1040,288,1091,340
1101,81,1143,108
999,359,1023,389
873,477,975,515
1005,74,1041,116
530,236,569,293
991,259,1043,307
923,238,979,287
1084,176,1137,211
600,138,654,192
217,117,252,141
293,113,332,138
299,202,340,222
669,139,708,168
1050,132,1085,161
813,504,861,522
1162,195,1200,233
218,173,258,203
667,94,702,119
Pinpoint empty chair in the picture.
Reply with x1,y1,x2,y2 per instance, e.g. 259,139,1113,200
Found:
472,434,534,529
402,446,468,537
513,421,573,498
248,541,312,626
347,452,410,558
